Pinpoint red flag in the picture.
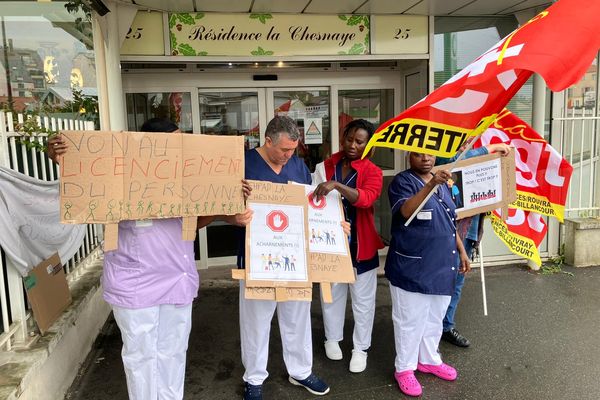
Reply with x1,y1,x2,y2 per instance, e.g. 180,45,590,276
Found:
363,0,600,159
474,109,573,222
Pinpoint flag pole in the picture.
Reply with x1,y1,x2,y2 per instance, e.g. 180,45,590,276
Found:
479,239,488,316
404,137,479,226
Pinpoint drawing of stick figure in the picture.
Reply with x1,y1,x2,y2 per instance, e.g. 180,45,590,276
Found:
106,199,116,221
63,201,72,220
125,202,132,219
267,253,273,270
86,200,98,221
146,201,154,214
290,255,296,271
137,201,144,216
169,204,176,216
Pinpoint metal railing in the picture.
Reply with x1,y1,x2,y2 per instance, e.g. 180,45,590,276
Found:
0,111,101,350
555,107,600,218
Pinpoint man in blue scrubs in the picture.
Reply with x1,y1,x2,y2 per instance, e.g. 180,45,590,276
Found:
238,116,330,400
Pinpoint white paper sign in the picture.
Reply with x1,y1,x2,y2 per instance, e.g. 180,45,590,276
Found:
451,158,503,212
303,117,323,145
303,185,347,255
247,203,308,282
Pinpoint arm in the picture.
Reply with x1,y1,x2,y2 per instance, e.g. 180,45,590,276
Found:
399,170,451,219
456,234,471,273
313,180,359,203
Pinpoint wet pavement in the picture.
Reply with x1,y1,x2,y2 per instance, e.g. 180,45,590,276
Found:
65,264,600,400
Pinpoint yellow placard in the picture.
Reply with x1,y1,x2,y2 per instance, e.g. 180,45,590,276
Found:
371,15,428,54
169,13,369,56
121,11,165,56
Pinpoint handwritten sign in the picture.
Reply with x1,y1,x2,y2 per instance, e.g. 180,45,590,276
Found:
169,13,369,56
371,15,428,54
60,130,245,224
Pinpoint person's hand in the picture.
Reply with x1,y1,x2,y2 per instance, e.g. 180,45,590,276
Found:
241,179,252,201
459,250,471,274
47,134,68,164
486,143,511,156
430,169,451,186
227,208,254,227
313,181,338,200
340,220,350,236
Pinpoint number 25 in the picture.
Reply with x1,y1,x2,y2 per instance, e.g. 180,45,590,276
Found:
394,28,411,39
126,27,143,40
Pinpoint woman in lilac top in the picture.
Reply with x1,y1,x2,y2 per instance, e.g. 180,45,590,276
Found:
49,118,253,400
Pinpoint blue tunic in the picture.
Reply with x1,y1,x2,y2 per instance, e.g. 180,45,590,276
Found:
385,169,458,296
237,148,312,268
334,161,379,275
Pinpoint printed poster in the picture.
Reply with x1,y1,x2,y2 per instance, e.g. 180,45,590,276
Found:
450,158,503,213
303,117,323,145
305,186,346,254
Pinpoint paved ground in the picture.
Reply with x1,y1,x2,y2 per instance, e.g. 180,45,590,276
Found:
65,264,600,400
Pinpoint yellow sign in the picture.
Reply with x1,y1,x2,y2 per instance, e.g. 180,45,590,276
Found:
489,212,542,266
169,13,369,56
371,15,428,54
121,11,165,56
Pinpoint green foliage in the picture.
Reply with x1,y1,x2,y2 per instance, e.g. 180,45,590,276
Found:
346,15,364,26
540,244,572,276
64,1,93,50
13,114,56,153
249,14,273,24
251,47,274,56
348,43,365,55
177,43,197,56
176,13,196,25
338,15,348,21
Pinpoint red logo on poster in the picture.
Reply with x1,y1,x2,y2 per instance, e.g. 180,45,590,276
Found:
266,210,289,232
307,192,327,209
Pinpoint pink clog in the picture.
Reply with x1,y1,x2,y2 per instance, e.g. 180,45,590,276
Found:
394,370,422,397
417,362,457,381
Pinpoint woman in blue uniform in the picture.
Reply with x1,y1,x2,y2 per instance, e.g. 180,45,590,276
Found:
386,152,470,397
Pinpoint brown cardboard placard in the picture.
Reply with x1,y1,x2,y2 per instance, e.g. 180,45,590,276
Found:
24,253,71,335
244,286,313,301
231,268,245,280
182,216,198,241
432,149,516,220
320,282,333,303
104,223,119,251
59,130,245,224
244,180,310,288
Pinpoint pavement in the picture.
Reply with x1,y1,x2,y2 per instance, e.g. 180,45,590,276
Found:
65,263,600,400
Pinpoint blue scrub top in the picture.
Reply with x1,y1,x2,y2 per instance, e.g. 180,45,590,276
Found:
385,169,458,296
237,148,311,268
334,161,379,274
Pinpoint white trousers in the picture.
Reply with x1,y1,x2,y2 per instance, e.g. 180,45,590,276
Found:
112,303,193,400
239,281,313,385
389,285,451,372
320,268,377,351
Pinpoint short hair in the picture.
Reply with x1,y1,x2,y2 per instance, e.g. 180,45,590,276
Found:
343,119,376,141
140,118,179,133
265,115,300,143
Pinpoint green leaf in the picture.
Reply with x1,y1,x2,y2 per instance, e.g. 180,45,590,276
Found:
198,51,208,56
363,16,370,29
264,50,274,55
364,32,370,50
177,13,195,25
177,43,197,56
195,13,205,19
168,14,177,29
347,15,362,26
338,15,348,21
170,32,177,51
250,14,259,19
347,43,364,55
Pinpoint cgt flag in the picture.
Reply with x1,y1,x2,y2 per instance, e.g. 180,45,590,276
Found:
475,109,573,222
362,0,600,159
488,209,547,266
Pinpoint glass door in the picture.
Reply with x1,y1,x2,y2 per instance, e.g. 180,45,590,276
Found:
198,89,265,265
267,88,331,172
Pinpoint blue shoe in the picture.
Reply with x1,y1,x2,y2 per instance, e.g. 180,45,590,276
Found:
288,373,330,395
243,382,263,400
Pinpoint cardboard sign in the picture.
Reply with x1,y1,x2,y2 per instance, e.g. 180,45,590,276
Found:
303,184,354,283
60,130,245,224
433,149,516,219
24,253,71,334
244,180,310,288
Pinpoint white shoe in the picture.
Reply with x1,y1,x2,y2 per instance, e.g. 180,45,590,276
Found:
324,340,343,360
349,349,367,373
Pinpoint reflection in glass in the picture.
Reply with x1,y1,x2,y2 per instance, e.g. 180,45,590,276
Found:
338,89,395,170
273,90,330,172
198,91,259,149
126,92,193,133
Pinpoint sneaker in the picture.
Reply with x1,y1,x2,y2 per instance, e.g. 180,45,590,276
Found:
417,362,457,381
324,340,343,360
289,373,330,396
243,382,263,400
394,370,422,397
441,328,471,347
349,349,367,373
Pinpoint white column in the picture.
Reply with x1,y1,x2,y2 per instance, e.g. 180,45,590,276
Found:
92,16,110,131
103,1,126,131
